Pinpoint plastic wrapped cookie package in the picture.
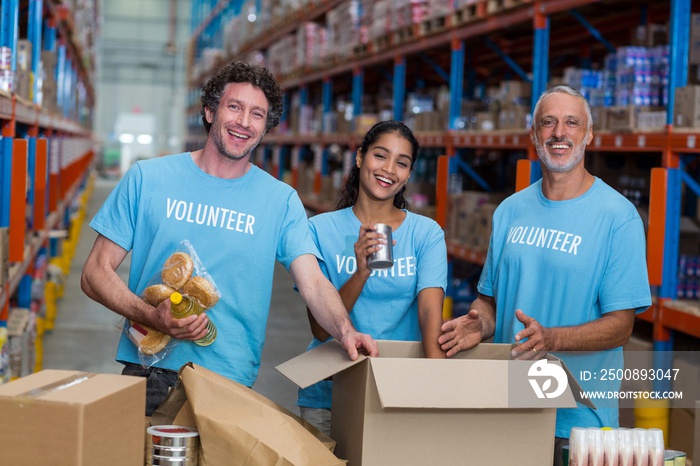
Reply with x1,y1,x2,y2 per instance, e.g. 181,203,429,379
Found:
125,239,221,367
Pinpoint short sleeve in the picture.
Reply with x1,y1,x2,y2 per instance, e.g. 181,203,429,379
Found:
276,191,320,270
89,163,142,252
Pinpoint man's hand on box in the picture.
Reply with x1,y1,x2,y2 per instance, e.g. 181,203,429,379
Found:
340,331,379,360
438,309,484,357
511,309,555,359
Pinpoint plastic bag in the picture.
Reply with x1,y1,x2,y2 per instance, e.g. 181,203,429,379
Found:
125,239,221,367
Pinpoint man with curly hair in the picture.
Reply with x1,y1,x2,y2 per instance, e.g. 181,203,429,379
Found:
82,61,378,415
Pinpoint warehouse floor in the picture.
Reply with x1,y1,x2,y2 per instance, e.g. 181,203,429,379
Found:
42,174,312,414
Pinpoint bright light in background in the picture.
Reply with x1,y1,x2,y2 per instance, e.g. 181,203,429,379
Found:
247,13,256,22
119,133,134,144
137,134,153,144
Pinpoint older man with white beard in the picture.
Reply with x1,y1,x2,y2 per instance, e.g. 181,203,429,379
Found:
438,85,651,466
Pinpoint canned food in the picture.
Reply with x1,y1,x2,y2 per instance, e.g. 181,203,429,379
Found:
367,223,393,270
0,70,13,93
151,445,199,457
147,425,199,447
146,425,199,466
0,47,11,71
147,455,199,466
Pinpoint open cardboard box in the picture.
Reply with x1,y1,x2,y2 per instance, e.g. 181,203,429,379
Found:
277,340,591,466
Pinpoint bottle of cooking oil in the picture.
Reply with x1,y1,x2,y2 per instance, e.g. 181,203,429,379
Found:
170,292,217,346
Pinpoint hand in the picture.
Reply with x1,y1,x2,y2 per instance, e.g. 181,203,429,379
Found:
438,309,483,357
155,299,210,341
354,224,388,273
511,309,554,359
340,330,379,360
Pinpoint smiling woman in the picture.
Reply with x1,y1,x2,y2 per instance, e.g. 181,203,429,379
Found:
296,120,449,435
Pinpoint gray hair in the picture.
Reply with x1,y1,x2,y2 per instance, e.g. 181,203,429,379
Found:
531,85,593,133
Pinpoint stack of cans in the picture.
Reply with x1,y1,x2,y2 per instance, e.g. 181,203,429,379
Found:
146,425,200,465
0,47,12,93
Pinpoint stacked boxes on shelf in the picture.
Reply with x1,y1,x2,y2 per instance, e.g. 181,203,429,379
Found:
677,254,700,300
0,327,8,384
498,80,530,130
557,42,669,132
40,49,58,113
296,22,327,70
14,40,32,101
6,308,35,381
674,85,700,128
446,191,500,252
326,1,362,60
689,13,700,66
610,45,669,131
0,228,7,288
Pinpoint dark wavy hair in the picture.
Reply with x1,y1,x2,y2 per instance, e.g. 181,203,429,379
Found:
336,120,419,210
200,61,284,134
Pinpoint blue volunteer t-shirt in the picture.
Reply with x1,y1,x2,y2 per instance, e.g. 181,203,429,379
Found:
297,207,447,409
478,177,651,437
90,153,318,386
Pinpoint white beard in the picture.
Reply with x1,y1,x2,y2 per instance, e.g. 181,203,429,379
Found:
535,135,586,173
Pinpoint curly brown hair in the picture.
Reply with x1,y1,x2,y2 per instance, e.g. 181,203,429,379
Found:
200,61,284,134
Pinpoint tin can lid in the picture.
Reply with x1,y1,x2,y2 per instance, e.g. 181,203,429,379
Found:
147,425,199,438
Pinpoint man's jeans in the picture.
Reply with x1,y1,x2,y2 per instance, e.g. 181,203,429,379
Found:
121,362,179,416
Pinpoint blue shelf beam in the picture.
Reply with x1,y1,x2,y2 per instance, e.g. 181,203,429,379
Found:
531,13,550,111
28,0,43,103
660,169,682,299
454,150,491,192
352,67,363,117
0,138,12,227
417,52,450,84
1,0,19,71
482,37,531,83
568,9,616,54
667,0,691,124
322,77,333,132
393,56,406,121
449,39,464,130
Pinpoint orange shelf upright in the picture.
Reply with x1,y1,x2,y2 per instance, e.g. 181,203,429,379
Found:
9,139,28,262
33,139,49,230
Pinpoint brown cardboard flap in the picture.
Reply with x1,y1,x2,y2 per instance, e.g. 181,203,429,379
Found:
179,363,345,465
276,340,367,389
370,358,510,408
546,354,596,409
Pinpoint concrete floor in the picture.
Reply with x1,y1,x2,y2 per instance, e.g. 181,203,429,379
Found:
42,175,312,414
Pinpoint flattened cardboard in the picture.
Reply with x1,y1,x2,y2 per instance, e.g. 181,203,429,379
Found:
163,362,346,466
0,369,146,466
277,340,588,466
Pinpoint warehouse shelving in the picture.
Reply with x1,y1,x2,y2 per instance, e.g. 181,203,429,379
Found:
186,0,700,344
0,0,97,378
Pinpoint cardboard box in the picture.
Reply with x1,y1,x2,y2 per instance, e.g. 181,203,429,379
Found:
607,106,661,131
690,36,700,65
278,340,588,466
670,407,695,461
591,106,608,130
0,369,146,465
630,24,667,47
694,400,700,462
674,86,700,128
475,111,498,130
7,308,34,379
